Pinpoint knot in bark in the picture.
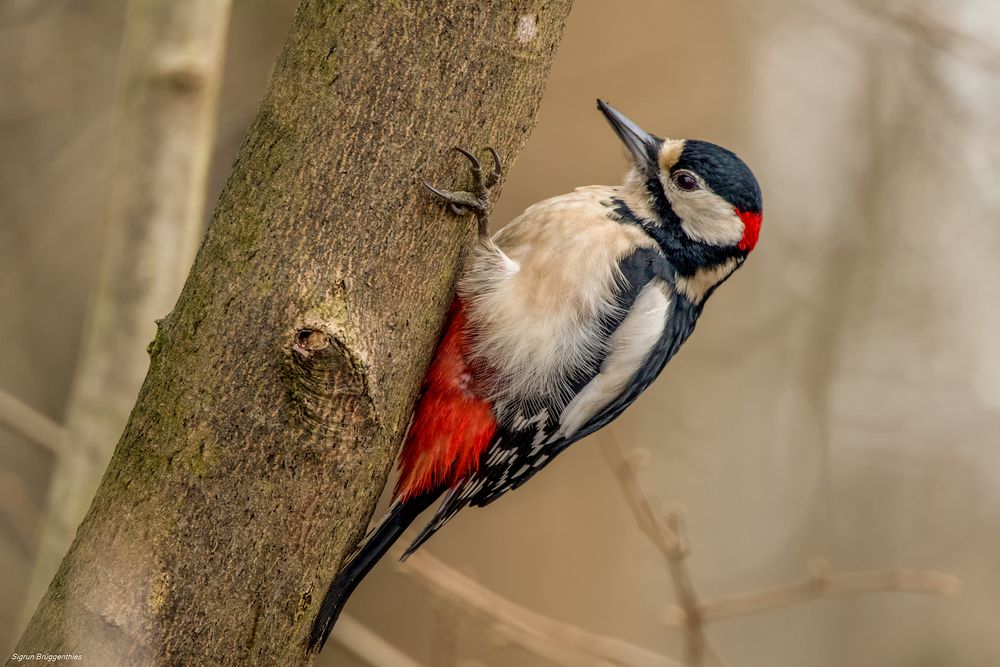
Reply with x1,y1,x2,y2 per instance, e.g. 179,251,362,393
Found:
285,312,374,436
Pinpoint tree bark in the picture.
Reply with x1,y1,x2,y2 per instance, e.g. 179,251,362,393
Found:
13,1,572,664
23,0,233,626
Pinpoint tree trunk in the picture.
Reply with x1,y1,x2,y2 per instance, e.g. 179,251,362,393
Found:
23,0,233,627
13,1,573,664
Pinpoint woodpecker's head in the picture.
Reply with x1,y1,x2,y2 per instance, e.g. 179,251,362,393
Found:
598,100,762,295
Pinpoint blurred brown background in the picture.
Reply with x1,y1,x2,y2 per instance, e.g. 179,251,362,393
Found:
3,1,999,665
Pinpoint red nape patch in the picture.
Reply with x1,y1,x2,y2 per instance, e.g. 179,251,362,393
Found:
737,209,763,252
394,300,496,502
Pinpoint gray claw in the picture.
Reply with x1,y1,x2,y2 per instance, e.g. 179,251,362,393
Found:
483,147,502,188
424,147,502,238
423,180,482,216
422,181,454,200
452,147,482,174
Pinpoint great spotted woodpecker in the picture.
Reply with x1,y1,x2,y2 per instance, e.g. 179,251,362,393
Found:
308,100,762,651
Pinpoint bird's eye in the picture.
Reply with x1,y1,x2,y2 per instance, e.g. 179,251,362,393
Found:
672,170,700,192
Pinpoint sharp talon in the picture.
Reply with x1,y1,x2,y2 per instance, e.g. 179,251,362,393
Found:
486,147,501,176
452,147,481,173
483,147,502,187
423,181,453,200
449,203,466,215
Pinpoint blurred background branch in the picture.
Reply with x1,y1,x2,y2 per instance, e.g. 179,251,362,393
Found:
603,435,959,667
400,548,680,667
602,438,725,667
330,614,425,667
854,0,1000,70
20,0,234,627
0,389,64,458
686,561,959,625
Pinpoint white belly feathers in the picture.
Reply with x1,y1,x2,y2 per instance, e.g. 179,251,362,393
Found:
457,186,667,427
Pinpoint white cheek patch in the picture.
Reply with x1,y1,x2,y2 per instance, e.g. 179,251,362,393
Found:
666,186,744,247
555,280,670,440
673,257,740,304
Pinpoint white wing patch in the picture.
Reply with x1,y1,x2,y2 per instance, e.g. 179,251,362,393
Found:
555,280,670,440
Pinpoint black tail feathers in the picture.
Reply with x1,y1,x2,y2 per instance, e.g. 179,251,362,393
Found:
307,493,439,653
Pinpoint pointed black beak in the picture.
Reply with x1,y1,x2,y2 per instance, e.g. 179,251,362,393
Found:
597,99,660,174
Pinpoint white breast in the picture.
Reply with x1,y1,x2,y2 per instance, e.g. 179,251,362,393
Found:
458,186,656,418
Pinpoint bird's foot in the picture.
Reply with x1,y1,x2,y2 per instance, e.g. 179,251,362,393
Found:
424,147,502,237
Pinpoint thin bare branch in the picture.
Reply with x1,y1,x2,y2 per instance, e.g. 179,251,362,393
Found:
601,436,719,666
662,560,959,626
602,433,959,667
398,548,680,667
0,387,64,456
331,614,424,667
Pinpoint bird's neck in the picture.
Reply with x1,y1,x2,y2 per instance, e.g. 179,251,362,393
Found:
606,195,742,303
